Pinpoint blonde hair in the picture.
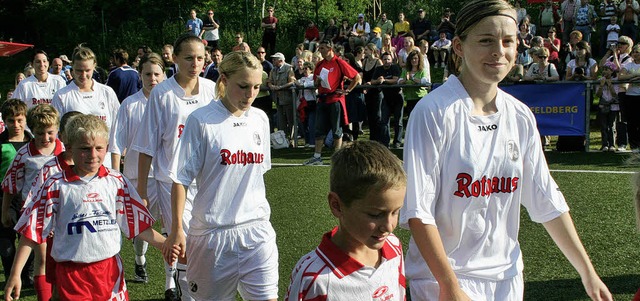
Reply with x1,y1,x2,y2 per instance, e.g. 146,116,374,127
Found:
330,141,406,206
65,114,109,147
26,104,59,131
619,36,634,54
215,51,262,99
72,45,97,65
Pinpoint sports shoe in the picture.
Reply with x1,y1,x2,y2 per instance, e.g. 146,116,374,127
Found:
599,146,609,152
303,156,323,166
394,142,403,149
165,288,180,301
617,145,627,152
133,263,148,283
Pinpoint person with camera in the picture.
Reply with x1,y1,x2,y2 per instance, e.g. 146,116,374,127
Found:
566,41,598,80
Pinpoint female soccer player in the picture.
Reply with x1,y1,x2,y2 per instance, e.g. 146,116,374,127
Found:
400,1,613,300
164,51,277,301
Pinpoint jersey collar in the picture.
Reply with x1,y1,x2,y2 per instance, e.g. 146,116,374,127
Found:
28,138,65,156
316,227,400,278
61,164,109,182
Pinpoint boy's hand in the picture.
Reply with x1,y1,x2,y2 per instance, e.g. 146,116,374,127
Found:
162,231,186,264
4,275,22,301
582,274,612,301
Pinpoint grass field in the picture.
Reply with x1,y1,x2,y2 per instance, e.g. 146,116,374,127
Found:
1,148,638,301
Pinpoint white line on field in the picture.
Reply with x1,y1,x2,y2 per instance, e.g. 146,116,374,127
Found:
272,163,636,174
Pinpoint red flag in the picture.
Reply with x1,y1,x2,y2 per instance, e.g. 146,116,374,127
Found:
0,41,34,57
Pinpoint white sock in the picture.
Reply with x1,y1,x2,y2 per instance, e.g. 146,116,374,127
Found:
165,260,176,290
133,237,148,265
314,152,321,158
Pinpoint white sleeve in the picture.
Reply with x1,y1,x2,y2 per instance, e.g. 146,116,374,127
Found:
400,102,442,228
519,112,569,223
261,111,272,174
108,102,129,154
131,90,161,157
13,81,25,102
549,64,559,77
51,91,64,117
169,115,204,186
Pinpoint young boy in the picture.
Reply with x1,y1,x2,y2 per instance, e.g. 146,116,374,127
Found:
0,99,32,281
285,141,407,301
4,115,177,301
1,104,63,297
20,111,82,301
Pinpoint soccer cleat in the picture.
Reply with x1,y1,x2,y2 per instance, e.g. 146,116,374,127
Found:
133,263,148,283
165,288,180,301
303,156,323,166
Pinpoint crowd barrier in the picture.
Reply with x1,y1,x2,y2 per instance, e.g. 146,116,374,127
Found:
284,80,614,151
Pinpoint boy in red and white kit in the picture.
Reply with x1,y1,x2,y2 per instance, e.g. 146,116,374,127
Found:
1,104,63,301
4,115,177,301
286,141,406,301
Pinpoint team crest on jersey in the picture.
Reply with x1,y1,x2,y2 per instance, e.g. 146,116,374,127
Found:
507,140,519,161
254,132,262,145
189,281,198,292
372,286,389,299
99,101,105,109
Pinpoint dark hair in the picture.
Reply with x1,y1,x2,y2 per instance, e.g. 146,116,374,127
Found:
112,48,129,64
455,0,515,40
33,50,49,62
319,39,334,49
138,45,152,54
1,99,27,119
173,34,204,55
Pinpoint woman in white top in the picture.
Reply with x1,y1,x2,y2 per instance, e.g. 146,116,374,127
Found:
524,47,559,81
164,51,277,301
400,0,613,300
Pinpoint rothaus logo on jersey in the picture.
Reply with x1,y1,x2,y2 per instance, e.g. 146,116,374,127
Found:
453,173,520,198
478,124,497,131
31,98,52,105
372,285,394,301
67,209,116,235
220,149,264,166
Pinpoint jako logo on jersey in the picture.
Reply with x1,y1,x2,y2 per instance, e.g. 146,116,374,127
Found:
478,124,497,131
178,124,185,138
453,173,519,198
372,286,390,299
220,149,264,166
233,122,247,127
31,98,51,105
186,99,199,105
82,95,93,99
67,221,97,235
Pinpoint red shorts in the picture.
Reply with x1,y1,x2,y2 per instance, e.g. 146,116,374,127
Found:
55,255,129,301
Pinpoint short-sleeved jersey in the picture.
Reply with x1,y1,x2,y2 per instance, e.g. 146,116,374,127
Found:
106,66,141,102
313,56,359,104
131,76,216,183
51,80,120,130
2,139,64,203
21,153,70,210
12,74,67,109
400,76,569,281
285,228,405,301
15,165,155,263
169,100,270,233
108,90,152,180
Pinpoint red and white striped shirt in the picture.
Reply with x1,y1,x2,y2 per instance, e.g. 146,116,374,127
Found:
285,227,406,301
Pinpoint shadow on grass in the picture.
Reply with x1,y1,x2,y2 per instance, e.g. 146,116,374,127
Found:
523,274,639,300
545,151,637,169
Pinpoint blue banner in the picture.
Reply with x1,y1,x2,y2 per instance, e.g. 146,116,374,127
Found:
501,83,586,136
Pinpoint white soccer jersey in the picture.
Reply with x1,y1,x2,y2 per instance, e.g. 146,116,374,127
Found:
169,100,271,233
51,80,119,167
285,228,405,301
1,139,64,203
131,77,216,183
109,90,153,180
12,74,66,109
15,165,155,263
400,75,569,281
